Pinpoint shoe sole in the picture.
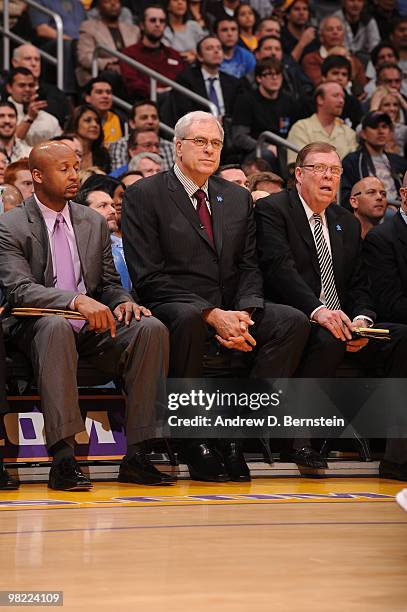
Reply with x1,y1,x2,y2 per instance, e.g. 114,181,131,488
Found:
396,490,407,512
189,470,230,482
0,483,20,490
48,484,93,491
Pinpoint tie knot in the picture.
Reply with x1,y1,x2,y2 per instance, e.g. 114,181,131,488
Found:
194,189,207,209
313,213,322,224
54,213,65,231
208,77,217,85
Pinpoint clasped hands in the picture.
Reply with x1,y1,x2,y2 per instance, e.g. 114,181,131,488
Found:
313,307,369,353
74,295,151,338
203,308,256,352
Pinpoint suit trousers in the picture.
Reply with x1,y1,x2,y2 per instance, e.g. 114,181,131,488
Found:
152,301,310,378
12,315,169,449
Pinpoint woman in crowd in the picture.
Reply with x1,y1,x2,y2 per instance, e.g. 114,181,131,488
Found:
334,0,380,63
64,104,111,173
236,3,259,52
163,0,205,64
187,0,212,33
370,86,407,154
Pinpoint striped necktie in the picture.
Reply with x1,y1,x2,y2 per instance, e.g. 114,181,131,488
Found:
312,213,341,311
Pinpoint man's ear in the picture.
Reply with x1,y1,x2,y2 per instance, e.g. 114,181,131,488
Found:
349,195,357,211
31,168,43,185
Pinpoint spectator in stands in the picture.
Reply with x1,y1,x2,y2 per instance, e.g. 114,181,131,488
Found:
349,176,388,238
172,35,240,120
371,0,401,39
111,180,132,290
119,170,144,187
187,0,213,32
28,0,86,93
76,175,119,234
241,156,272,175
11,44,71,128
233,57,301,163
235,3,259,51
301,15,367,91
365,41,400,96
369,86,407,153
0,141,172,489
341,110,407,207
111,128,161,177
3,158,34,200
206,0,240,21
0,101,31,164
215,17,257,78
163,0,205,63
6,68,62,147
217,164,249,187
0,150,6,183
64,104,111,173
83,78,125,145
255,17,282,40
287,81,357,164
375,63,407,117
76,0,140,88
129,151,163,176
390,16,407,89
120,4,186,99
321,55,363,128
280,0,319,62
0,184,23,211
109,100,174,171
247,170,284,194
334,0,381,62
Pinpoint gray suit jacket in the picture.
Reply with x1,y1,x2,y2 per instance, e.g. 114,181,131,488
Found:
0,196,131,317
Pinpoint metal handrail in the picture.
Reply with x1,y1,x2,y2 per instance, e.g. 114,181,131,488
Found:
2,0,64,90
256,131,300,158
92,44,218,116
112,94,175,139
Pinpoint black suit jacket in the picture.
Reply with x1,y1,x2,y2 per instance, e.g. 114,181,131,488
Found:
121,169,264,312
363,212,407,323
255,189,375,321
172,66,240,120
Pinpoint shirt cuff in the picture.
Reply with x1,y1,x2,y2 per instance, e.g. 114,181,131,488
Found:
353,315,374,327
310,304,325,320
69,295,80,311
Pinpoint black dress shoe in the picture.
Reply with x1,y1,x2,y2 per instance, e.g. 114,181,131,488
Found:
118,453,176,485
183,441,230,482
280,446,328,469
379,460,407,482
0,465,20,490
217,440,251,482
48,457,92,491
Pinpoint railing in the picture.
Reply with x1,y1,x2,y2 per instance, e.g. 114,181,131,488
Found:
2,0,64,90
92,45,218,116
111,94,175,139
256,131,300,158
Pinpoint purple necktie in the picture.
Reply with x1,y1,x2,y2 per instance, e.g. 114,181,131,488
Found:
52,213,84,332
194,189,214,247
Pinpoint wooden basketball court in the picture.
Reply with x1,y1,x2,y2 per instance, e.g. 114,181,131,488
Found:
1,477,406,611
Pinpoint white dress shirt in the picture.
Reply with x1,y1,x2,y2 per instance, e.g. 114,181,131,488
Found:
201,68,225,117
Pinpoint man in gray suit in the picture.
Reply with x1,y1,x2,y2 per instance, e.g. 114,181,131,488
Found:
0,142,171,490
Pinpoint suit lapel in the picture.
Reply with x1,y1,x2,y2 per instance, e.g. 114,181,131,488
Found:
289,190,320,276
326,205,343,290
25,196,53,285
167,171,216,251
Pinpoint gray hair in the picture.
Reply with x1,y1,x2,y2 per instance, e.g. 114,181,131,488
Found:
319,15,344,34
12,44,39,61
129,151,162,172
174,111,224,142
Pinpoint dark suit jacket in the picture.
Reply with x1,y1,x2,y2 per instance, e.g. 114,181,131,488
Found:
363,212,407,323
121,169,264,312
172,66,240,121
255,189,375,321
0,196,131,320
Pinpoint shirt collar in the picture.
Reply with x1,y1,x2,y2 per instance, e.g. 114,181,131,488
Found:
174,163,209,199
400,208,407,225
320,46,329,59
201,68,219,81
298,191,327,225
34,193,73,233
111,233,123,245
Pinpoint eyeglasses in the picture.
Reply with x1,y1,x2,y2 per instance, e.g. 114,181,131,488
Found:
147,17,166,23
139,141,160,149
182,137,223,150
260,71,282,78
300,164,343,177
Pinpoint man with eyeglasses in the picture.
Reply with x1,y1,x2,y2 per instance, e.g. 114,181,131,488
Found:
110,128,160,177
256,141,407,471
122,110,310,483
119,4,186,99
349,177,388,239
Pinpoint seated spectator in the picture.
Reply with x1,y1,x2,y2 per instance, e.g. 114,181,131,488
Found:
206,0,240,21
233,57,301,163
254,16,282,40
64,104,111,173
341,110,407,207
370,86,407,154
112,180,132,290
375,63,407,121
215,16,256,78
321,55,363,128
287,81,357,164
3,158,34,200
172,35,240,120
78,165,106,186
0,101,31,163
83,78,126,144
235,3,259,52
241,156,271,175
301,15,367,92
120,4,186,99
128,151,162,176
280,0,319,62
187,0,213,32
6,68,62,147
76,0,140,88
371,0,401,39
11,44,71,128
119,169,144,187
390,16,407,93
109,100,174,171
247,170,284,194
163,0,205,64
349,176,388,238
0,184,23,212
365,41,400,97
334,0,380,63
217,164,249,187
111,127,160,176
87,0,133,23
0,150,6,183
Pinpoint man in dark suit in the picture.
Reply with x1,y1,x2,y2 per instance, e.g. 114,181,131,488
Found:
255,142,407,469
121,110,310,483
0,142,171,490
172,35,241,122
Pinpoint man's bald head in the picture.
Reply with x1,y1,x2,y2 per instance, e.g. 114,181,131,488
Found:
350,176,387,235
0,184,23,212
351,176,386,199
29,141,76,172
12,44,41,79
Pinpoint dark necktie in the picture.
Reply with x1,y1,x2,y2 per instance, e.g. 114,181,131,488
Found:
312,213,341,311
194,189,214,247
207,77,221,116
